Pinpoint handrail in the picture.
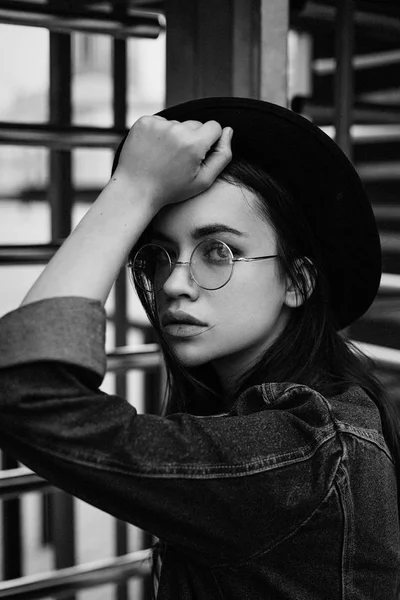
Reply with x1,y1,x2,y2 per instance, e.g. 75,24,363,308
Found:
0,2,164,39
0,467,51,500
0,123,126,149
320,124,400,143
296,2,400,40
107,344,162,372
353,341,400,372
292,98,400,125
380,273,400,294
0,243,61,264
0,550,152,599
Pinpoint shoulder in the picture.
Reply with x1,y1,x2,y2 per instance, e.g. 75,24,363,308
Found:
231,381,388,456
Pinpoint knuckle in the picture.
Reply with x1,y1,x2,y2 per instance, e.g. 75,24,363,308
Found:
224,147,233,162
207,119,222,133
136,115,152,126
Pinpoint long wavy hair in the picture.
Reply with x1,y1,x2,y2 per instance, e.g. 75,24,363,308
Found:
127,158,400,470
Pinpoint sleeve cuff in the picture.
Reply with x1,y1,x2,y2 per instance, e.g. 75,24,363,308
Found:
0,297,107,378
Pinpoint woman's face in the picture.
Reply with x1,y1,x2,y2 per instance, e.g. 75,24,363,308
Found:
149,180,293,389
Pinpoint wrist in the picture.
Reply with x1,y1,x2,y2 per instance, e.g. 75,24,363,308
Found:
106,169,161,214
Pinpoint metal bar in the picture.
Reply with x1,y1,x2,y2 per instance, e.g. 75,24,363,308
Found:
232,0,260,99
259,0,289,106
1,453,22,579
334,0,355,159
314,49,400,74
356,162,400,181
380,274,400,295
319,124,400,143
52,490,76,576
0,243,60,263
292,98,400,125
0,550,151,600
295,2,400,41
142,329,163,600
0,122,126,148
49,30,72,239
0,2,163,39
48,21,75,596
353,341,400,372
165,0,271,104
112,10,129,599
0,467,52,501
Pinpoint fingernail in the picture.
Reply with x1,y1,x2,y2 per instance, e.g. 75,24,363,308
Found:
228,127,234,139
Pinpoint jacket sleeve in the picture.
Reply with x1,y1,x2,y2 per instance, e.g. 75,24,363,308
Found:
0,297,340,564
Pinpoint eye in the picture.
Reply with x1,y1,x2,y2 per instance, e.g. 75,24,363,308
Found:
202,241,232,263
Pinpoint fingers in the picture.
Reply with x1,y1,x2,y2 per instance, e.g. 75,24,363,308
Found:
201,126,233,179
192,120,223,152
182,120,204,130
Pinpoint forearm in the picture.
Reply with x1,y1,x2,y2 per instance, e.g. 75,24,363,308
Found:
21,175,156,307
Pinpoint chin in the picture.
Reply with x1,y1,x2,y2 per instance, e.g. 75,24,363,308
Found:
166,341,213,368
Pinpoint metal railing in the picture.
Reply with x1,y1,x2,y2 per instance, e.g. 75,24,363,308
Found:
0,551,152,600
0,1,165,38
0,345,162,597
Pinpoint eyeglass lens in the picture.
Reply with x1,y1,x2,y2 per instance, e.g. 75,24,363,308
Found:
132,240,234,292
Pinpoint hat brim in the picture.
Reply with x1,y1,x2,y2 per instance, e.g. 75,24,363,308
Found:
113,97,382,330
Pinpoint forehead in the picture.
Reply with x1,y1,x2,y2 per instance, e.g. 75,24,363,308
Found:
151,180,275,242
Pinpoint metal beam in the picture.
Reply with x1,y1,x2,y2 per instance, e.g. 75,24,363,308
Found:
0,123,125,149
0,550,151,600
0,467,52,501
112,9,130,598
292,99,400,125
0,2,163,38
294,2,400,42
334,0,355,159
165,0,289,106
259,0,289,106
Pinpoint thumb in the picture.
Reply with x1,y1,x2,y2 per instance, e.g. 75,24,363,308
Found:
201,127,233,180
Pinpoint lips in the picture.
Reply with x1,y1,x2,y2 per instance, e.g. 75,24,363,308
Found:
161,310,207,327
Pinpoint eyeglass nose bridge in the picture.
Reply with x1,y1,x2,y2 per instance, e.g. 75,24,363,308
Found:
166,258,196,285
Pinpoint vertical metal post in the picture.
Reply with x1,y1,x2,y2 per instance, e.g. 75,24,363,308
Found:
259,0,289,106
112,8,129,600
49,31,73,238
48,7,76,598
1,453,22,579
165,0,289,106
142,328,163,600
334,0,355,159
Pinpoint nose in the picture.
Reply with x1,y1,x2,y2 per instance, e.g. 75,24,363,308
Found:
161,261,199,299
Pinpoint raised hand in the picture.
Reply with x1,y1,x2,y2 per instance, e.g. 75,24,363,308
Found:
113,116,233,209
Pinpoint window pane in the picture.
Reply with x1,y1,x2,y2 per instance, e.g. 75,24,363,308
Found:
0,145,48,201
72,148,113,192
127,31,166,125
0,24,48,122
0,266,45,317
72,32,112,127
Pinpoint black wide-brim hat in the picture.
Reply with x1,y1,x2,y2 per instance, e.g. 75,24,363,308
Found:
112,96,382,330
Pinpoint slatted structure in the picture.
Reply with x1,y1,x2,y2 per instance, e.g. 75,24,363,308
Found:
0,1,400,599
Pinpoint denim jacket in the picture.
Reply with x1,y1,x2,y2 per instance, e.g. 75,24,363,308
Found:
0,297,399,599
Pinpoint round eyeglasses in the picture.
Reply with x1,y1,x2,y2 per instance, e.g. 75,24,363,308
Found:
128,239,278,293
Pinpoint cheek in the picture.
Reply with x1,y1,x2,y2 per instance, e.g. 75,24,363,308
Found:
212,271,286,334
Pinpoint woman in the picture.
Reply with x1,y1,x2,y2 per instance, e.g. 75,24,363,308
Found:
0,97,399,599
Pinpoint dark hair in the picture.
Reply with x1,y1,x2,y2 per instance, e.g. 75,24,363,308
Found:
130,157,400,480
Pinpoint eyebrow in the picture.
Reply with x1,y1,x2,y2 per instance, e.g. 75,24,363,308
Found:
150,224,248,242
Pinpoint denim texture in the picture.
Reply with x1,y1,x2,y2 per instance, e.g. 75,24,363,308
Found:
0,297,399,599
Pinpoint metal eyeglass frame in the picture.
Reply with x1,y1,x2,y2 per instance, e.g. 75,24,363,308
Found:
127,238,279,292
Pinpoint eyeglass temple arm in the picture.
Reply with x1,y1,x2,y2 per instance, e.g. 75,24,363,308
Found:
234,255,278,263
